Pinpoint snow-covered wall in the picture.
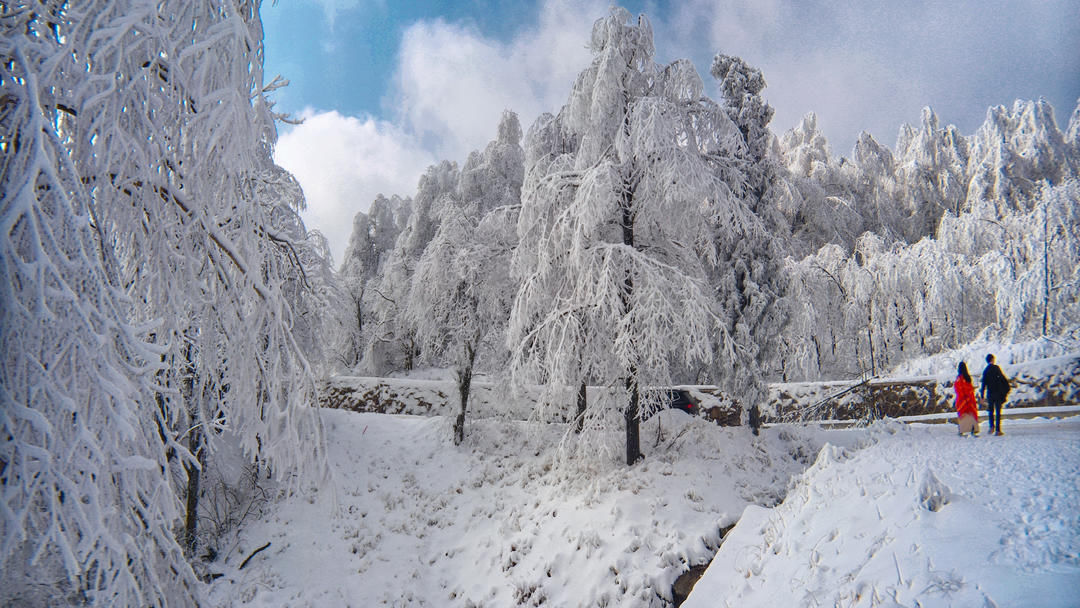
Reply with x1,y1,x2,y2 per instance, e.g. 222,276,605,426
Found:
770,353,1078,422
320,353,1078,424
320,376,551,421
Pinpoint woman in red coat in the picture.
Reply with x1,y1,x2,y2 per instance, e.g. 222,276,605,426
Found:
954,361,979,436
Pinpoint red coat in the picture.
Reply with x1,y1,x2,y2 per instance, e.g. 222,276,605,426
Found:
954,375,979,421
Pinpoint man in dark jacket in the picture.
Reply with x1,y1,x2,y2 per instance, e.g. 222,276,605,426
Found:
980,354,1011,436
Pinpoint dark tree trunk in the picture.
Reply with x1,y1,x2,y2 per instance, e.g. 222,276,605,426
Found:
180,339,202,555
182,425,204,555
1043,212,1050,336
575,381,587,434
404,332,417,372
454,342,477,445
621,170,642,465
624,375,641,465
866,320,875,377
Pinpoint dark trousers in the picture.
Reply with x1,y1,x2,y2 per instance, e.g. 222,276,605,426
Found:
986,397,1004,431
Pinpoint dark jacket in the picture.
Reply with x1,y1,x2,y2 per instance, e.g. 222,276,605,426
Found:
981,364,1011,401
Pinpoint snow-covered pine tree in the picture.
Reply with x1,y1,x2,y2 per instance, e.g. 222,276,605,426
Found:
710,54,777,215
512,8,778,464
706,52,789,402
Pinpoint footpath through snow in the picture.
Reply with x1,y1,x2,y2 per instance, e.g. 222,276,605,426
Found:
209,410,1079,607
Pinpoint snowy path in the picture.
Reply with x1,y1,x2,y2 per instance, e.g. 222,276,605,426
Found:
685,418,1080,608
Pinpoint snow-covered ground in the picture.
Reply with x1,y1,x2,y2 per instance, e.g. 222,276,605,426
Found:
208,409,863,606
887,336,1077,379
685,416,1080,607
208,404,1078,607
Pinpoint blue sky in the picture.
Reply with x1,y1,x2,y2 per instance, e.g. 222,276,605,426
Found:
262,0,1080,264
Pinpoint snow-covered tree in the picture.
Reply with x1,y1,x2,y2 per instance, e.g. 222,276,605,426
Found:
408,204,478,444
2,1,331,600
710,53,777,215
1068,98,1080,154
406,112,523,443
965,99,1077,214
339,194,411,369
361,162,459,374
782,245,857,379
63,0,330,555
459,111,525,219
974,180,1080,338
785,178,1078,380
261,166,343,371
407,203,518,444
357,111,524,380
774,114,864,256
893,107,969,235
1029,181,1080,335
511,9,782,464
341,195,412,285
1,10,198,603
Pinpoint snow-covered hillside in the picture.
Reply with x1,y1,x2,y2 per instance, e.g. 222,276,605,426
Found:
208,409,862,606
208,407,1079,607
684,418,1080,608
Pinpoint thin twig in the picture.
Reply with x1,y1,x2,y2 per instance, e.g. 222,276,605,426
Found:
238,542,271,570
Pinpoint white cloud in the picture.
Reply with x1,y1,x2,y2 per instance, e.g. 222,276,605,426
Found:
281,0,608,265
274,109,436,265
390,0,606,161
270,1,609,266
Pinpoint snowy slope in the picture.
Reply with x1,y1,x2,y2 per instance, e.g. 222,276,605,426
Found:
208,404,1078,607
208,410,863,606
684,418,1080,608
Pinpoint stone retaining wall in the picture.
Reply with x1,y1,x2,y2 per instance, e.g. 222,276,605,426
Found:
320,355,1079,425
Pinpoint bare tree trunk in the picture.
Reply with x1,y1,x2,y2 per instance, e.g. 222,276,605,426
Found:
180,338,202,556
575,381,587,434
624,375,641,465
454,342,477,445
866,318,876,377
349,288,364,367
620,161,642,465
404,332,417,372
182,424,204,556
1043,208,1050,336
